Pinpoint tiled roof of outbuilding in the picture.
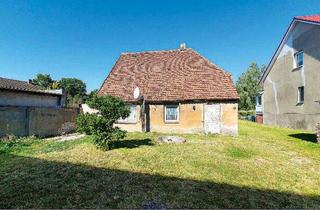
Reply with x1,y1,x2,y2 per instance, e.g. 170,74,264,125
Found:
99,47,239,102
0,77,62,95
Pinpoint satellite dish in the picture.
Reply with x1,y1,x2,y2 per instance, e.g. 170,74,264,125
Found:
133,87,140,99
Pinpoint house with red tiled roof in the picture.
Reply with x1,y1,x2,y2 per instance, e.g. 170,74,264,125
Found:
99,44,239,135
258,14,320,130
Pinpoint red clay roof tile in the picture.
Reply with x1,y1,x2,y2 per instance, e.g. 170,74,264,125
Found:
99,48,239,102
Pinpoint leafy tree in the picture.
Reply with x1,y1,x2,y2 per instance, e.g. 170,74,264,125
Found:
76,95,130,150
59,78,87,105
51,82,61,89
236,62,264,110
84,89,98,102
32,74,54,89
88,89,98,98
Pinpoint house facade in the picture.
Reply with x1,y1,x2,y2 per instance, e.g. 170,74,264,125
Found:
0,77,66,107
99,44,239,135
258,15,320,130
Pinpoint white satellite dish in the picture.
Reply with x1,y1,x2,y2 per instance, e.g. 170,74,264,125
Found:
133,87,140,99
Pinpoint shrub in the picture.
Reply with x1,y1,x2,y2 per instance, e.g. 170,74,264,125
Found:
76,95,130,150
238,110,256,121
238,110,255,117
76,113,98,135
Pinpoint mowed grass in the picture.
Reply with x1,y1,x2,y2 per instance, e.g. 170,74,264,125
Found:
1,121,320,208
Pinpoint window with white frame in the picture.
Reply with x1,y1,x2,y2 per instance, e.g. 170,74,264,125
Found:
298,86,304,104
165,105,179,123
118,105,137,123
295,51,303,68
256,95,262,106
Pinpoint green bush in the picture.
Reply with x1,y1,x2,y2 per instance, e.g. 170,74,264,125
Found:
76,113,98,135
76,95,130,150
238,110,255,117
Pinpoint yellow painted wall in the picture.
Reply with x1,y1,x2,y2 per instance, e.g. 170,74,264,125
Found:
149,103,204,133
220,103,238,135
115,102,238,135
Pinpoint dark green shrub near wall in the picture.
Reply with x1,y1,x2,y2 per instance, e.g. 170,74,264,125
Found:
238,110,256,121
238,110,255,117
76,95,130,150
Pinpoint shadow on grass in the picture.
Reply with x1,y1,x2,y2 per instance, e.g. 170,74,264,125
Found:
111,138,154,149
289,133,318,143
0,154,320,209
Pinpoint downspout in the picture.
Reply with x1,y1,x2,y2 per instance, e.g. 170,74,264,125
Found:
140,96,146,132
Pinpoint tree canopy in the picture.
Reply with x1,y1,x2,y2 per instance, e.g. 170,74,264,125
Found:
59,78,87,105
236,63,264,110
31,74,87,106
31,74,55,89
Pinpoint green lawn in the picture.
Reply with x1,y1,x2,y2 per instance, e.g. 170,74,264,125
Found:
1,121,320,208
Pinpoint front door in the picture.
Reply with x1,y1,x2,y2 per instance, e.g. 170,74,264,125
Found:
204,104,221,134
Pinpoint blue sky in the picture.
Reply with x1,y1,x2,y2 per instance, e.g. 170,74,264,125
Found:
0,0,319,92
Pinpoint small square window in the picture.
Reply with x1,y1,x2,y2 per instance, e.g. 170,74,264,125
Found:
165,105,179,123
298,86,304,103
295,51,303,68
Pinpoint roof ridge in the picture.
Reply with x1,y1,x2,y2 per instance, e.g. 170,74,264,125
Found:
0,76,29,84
121,48,191,55
0,76,61,94
0,77,47,91
0,77,46,90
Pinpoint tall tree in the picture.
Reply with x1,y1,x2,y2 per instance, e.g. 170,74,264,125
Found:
31,74,54,89
59,78,87,105
236,63,263,110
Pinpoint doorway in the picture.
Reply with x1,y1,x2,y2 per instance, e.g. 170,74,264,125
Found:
204,103,221,134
